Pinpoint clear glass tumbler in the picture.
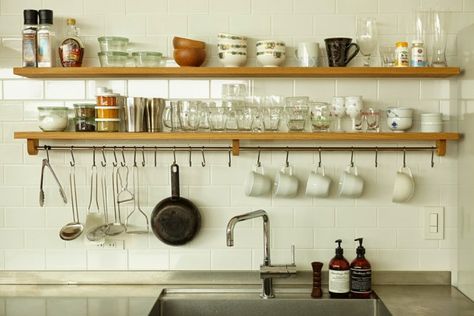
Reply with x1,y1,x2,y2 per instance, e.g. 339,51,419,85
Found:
208,102,227,131
310,102,332,132
363,108,380,132
285,96,310,131
178,100,200,131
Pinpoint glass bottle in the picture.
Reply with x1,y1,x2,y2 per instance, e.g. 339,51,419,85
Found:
59,18,84,67
37,9,54,67
22,9,38,67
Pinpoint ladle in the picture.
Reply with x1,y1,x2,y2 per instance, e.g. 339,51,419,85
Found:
106,154,126,236
85,147,106,242
59,150,83,241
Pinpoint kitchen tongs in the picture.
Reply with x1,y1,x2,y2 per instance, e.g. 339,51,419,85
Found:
39,147,67,207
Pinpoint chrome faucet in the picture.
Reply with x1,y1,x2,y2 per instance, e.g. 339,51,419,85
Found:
226,210,297,299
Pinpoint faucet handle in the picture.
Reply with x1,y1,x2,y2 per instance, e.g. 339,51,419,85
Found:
290,245,296,266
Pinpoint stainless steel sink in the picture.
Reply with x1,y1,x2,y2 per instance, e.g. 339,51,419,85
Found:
149,288,392,316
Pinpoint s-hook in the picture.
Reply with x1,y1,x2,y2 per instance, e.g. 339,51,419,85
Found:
318,147,322,168
285,147,290,168
154,146,157,167
121,146,126,167
228,147,232,167
173,146,177,164
133,146,138,167
374,147,378,168
350,147,354,168
141,146,146,167
189,146,192,167
403,147,407,168
201,146,206,167
431,148,435,168
45,145,50,162
101,146,107,167
257,147,262,167
69,146,75,167
92,146,96,167
112,146,118,167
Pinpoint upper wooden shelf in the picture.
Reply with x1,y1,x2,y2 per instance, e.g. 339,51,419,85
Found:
12,67,462,79
14,131,460,156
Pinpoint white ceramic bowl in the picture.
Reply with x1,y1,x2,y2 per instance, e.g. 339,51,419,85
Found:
387,107,414,118
387,117,413,132
218,51,247,67
420,113,442,123
257,51,286,67
421,122,443,132
218,33,247,41
256,40,286,52
217,43,247,52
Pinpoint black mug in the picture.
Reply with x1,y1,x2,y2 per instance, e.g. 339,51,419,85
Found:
324,38,360,67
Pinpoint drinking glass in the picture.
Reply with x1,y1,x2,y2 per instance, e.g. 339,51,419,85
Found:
310,102,332,132
262,96,284,131
362,108,380,132
162,100,181,131
221,83,248,99
177,100,200,131
345,96,363,132
247,96,264,132
198,101,210,130
285,96,309,131
208,101,227,131
236,104,255,131
431,10,448,67
356,17,378,67
224,100,239,130
331,96,346,132
379,46,395,67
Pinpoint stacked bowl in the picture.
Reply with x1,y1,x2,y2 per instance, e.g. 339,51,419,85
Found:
97,36,129,67
217,33,248,67
256,40,286,67
173,36,206,67
421,113,443,132
386,107,413,132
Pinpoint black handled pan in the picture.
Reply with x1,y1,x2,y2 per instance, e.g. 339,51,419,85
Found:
151,163,201,245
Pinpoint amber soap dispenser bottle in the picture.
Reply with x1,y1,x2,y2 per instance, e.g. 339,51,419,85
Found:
350,237,372,298
328,239,350,298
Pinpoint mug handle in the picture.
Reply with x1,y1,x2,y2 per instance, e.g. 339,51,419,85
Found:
316,165,325,176
344,43,360,66
282,165,293,176
295,48,299,59
346,165,358,176
399,166,413,178
254,164,265,175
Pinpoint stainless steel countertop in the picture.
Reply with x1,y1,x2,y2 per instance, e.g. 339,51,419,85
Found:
0,284,472,316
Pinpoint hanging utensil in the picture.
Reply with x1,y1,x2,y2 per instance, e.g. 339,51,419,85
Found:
85,147,105,242
107,147,126,236
88,147,110,240
117,146,134,204
125,147,149,234
59,147,83,241
151,158,201,245
39,145,67,207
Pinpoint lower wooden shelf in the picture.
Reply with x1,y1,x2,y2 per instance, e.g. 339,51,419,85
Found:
14,131,461,156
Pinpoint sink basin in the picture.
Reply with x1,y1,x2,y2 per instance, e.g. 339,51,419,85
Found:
149,288,392,316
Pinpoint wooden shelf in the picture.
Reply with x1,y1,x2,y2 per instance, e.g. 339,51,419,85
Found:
13,67,462,79
14,131,461,156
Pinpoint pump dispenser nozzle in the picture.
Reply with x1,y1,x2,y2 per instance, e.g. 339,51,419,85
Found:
335,239,343,256
355,237,366,256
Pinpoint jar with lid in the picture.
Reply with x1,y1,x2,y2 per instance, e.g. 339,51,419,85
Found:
410,41,426,67
74,103,95,131
38,106,68,131
96,118,120,132
96,87,117,106
395,42,409,67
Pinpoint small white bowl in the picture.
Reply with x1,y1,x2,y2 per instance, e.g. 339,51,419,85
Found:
218,51,247,67
218,33,247,41
256,51,286,67
217,43,247,52
387,117,413,132
387,107,414,118
256,40,286,51
421,122,443,132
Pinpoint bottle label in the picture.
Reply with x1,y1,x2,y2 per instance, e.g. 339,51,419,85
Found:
350,268,372,293
395,47,409,67
22,31,37,67
329,269,350,293
60,38,83,66
411,46,426,67
37,32,52,67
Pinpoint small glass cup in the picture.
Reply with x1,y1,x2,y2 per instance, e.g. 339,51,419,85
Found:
162,100,181,132
208,102,227,131
379,46,395,67
236,104,256,131
310,102,332,132
262,96,284,131
221,83,248,99
363,108,380,132
198,101,210,130
285,96,310,131
178,100,200,131
224,100,240,130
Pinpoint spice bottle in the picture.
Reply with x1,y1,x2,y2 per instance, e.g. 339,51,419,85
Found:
350,238,372,299
59,18,84,67
328,239,350,298
37,9,55,67
410,40,426,67
22,9,38,67
395,41,409,67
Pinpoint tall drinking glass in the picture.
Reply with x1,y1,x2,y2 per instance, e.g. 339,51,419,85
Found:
356,17,378,67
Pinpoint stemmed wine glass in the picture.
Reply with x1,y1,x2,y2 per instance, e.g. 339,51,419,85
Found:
356,17,378,67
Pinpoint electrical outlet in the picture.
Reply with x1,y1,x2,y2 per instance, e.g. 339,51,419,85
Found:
87,239,125,249
424,206,444,240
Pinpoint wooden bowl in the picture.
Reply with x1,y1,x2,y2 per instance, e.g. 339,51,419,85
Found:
173,36,206,49
173,48,206,67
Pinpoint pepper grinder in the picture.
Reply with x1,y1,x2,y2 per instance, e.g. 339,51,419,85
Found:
311,261,323,298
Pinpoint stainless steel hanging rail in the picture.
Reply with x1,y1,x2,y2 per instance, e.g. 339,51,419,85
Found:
36,145,437,153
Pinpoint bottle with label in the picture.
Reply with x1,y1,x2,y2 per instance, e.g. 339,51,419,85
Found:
37,9,54,67
22,9,38,67
59,18,84,67
350,238,372,298
410,40,426,67
395,41,409,67
329,239,350,298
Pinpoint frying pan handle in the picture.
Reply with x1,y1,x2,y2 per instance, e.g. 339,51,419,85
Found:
171,163,180,198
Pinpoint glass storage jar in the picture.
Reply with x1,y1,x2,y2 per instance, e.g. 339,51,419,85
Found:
38,106,69,131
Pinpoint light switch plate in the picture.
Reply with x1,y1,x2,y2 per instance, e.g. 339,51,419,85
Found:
424,206,444,240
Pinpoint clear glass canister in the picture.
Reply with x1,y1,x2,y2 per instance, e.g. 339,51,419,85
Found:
95,118,120,132
38,106,68,131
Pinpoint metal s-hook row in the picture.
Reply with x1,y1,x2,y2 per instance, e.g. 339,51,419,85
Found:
69,146,75,167
101,146,107,167
201,146,206,167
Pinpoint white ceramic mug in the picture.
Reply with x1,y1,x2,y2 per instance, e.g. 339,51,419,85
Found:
338,165,364,198
305,166,332,198
392,166,415,203
274,165,299,198
244,164,272,197
295,42,319,67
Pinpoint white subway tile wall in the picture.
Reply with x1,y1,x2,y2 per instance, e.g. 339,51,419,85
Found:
0,0,466,275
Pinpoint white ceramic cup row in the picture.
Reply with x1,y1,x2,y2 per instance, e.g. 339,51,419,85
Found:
245,163,415,202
